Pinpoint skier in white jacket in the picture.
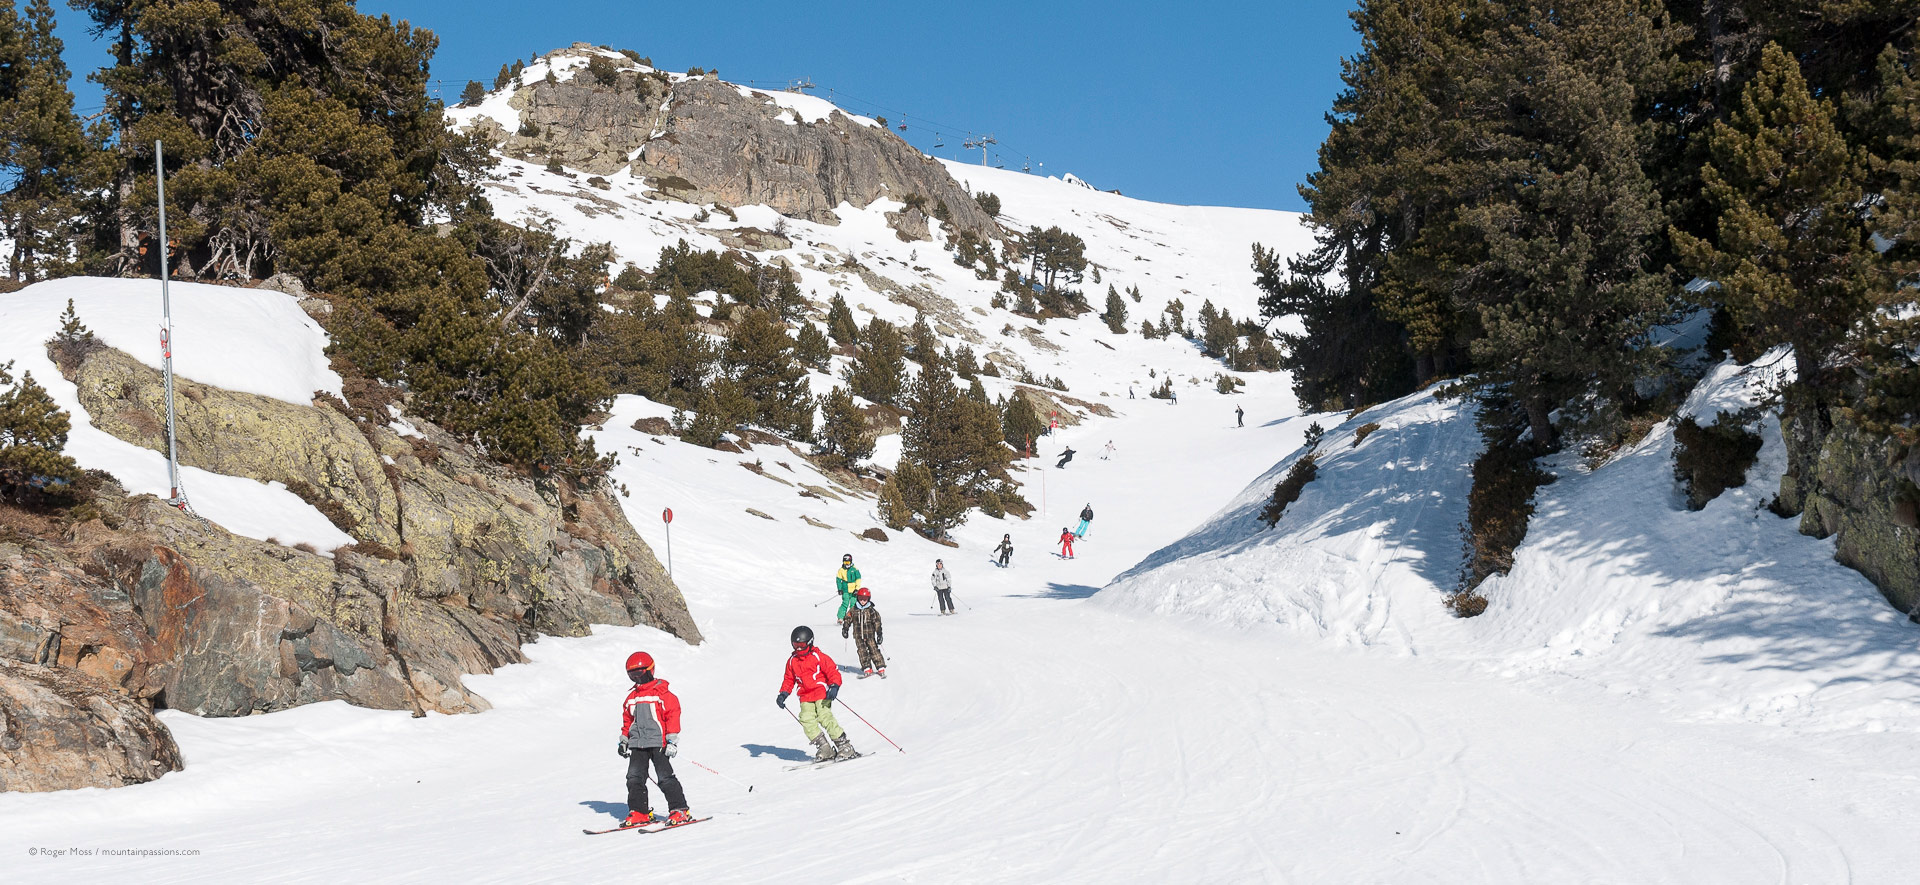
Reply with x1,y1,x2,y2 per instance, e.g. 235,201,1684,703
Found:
931,559,956,615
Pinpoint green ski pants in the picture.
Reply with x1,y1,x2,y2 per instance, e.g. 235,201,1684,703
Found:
797,699,845,742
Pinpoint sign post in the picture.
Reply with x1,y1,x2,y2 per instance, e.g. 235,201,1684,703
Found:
662,508,673,579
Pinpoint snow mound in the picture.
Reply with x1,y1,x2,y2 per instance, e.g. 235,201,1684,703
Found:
1104,358,1920,731
0,277,353,551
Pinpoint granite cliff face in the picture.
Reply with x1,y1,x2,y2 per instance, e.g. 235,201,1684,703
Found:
1776,397,1920,618
0,343,699,791
463,47,999,238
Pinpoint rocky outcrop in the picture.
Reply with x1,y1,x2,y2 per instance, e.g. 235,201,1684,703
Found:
0,343,701,790
0,659,183,792
459,47,998,238
1780,401,1920,617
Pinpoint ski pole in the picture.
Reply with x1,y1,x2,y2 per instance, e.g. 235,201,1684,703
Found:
813,594,839,607
688,759,754,793
834,700,904,753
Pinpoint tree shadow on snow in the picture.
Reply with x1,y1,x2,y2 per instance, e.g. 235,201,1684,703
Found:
1010,582,1100,600
741,743,812,762
579,800,628,820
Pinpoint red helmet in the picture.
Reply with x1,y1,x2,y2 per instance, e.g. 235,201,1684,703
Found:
854,587,872,599
625,651,654,673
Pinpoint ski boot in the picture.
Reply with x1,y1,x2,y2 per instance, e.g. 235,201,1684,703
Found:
811,732,839,762
860,668,874,678
877,667,887,678
832,733,858,758
622,809,655,828
665,809,695,827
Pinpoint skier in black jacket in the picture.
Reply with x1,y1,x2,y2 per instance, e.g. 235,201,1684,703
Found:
1074,504,1093,538
994,534,1013,568
1056,447,1076,469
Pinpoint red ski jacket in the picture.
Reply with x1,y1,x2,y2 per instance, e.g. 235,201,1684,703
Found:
780,647,842,703
620,678,682,749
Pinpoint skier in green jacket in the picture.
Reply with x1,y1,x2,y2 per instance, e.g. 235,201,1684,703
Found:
835,553,863,621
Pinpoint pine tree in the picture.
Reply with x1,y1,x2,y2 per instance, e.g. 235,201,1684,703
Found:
0,0,104,281
847,318,907,405
1675,42,1880,393
794,322,832,371
815,386,873,467
907,315,939,365
826,292,859,348
1001,393,1045,455
0,360,80,488
722,308,814,440
494,63,514,90
460,80,485,105
1103,284,1128,333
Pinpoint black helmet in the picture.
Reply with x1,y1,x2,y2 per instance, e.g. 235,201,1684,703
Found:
790,625,815,648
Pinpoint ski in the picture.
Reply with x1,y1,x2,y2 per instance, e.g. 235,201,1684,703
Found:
784,752,867,771
583,816,711,835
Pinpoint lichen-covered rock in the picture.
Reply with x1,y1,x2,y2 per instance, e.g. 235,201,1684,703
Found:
70,347,402,547
1796,411,1920,615
0,659,183,792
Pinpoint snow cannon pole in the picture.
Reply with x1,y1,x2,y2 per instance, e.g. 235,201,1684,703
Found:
155,140,184,509
835,701,904,753
688,759,753,793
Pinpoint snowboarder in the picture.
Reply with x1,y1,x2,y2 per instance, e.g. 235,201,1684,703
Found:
1236,405,1244,428
1101,440,1116,460
1056,446,1076,469
931,559,955,614
842,588,886,677
835,554,862,621
616,652,694,828
1058,527,1076,559
778,626,857,761
1075,504,1094,539
994,534,1014,568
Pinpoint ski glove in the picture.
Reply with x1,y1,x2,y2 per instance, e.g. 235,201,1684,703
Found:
616,740,630,759
776,692,789,709
665,734,679,759
825,683,840,702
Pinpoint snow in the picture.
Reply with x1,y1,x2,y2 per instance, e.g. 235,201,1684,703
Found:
0,278,353,551
739,86,881,128
3,79,1918,883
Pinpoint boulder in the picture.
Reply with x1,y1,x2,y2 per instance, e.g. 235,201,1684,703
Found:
0,659,183,792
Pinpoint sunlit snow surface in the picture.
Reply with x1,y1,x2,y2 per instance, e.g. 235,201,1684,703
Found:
2,88,1917,883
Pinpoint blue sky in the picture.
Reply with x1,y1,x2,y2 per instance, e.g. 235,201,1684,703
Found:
54,1,1358,212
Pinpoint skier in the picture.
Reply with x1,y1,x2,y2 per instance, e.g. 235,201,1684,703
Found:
842,588,886,677
777,626,857,761
616,652,694,828
1075,503,1094,539
931,558,955,614
994,534,1014,568
1129,385,1136,400
1056,446,1076,469
1236,405,1244,428
1170,387,1179,406
1101,440,1116,460
835,554,862,621
1058,527,1076,559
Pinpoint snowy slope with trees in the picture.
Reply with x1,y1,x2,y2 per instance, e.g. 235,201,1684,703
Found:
4,43,1920,885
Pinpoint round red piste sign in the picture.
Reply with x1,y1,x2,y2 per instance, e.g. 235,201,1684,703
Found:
662,508,673,524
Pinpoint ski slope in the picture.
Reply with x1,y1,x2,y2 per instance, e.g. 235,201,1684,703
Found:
4,369,1919,882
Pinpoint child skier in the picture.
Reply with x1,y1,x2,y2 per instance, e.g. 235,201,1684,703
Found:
616,652,694,828
1058,527,1076,559
777,626,857,761
931,559,955,614
835,554,862,621
1075,503,1094,539
994,534,1014,568
842,588,886,677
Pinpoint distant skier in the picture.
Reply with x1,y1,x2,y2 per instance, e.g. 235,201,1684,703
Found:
1101,440,1116,460
835,554,863,621
931,559,956,614
1056,446,1076,469
778,626,857,761
1129,385,1136,400
1170,388,1179,406
1058,527,1075,559
1075,503,1093,539
994,534,1014,568
1236,405,1244,428
616,652,695,828
842,588,886,677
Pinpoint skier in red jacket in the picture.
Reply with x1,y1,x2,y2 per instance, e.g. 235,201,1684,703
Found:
1058,527,1075,559
617,652,694,828
777,626,858,761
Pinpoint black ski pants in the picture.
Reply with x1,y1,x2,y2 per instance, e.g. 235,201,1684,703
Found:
935,587,954,613
626,746,688,814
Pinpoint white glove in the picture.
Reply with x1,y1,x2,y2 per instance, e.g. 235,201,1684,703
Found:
665,734,679,758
